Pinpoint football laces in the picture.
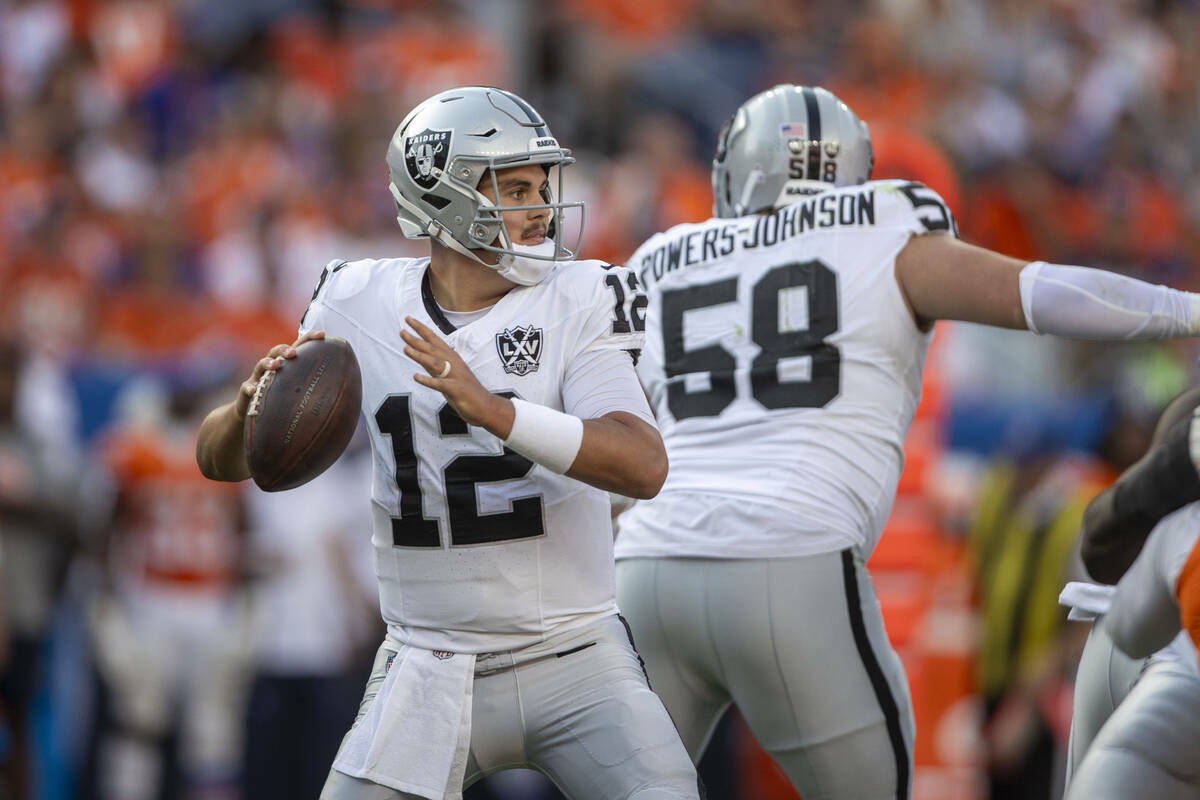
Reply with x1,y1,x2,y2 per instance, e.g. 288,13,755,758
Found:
247,369,276,417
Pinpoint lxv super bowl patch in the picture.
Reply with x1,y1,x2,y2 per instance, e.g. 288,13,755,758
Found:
496,325,542,376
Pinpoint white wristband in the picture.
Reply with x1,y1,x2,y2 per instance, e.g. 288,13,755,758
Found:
503,398,584,474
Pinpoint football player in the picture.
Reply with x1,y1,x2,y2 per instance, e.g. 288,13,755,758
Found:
612,84,1200,800
1059,385,1200,785
195,87,700,800
1065,485,1200,798
1059,386,1200,798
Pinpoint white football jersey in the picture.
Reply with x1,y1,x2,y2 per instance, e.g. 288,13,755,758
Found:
615,180,955,560
301,256,646,653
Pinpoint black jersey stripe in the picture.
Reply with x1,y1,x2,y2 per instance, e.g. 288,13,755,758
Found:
841,549,910,800
802,87,822,182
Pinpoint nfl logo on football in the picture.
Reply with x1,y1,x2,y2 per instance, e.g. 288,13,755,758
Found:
496,325,543,376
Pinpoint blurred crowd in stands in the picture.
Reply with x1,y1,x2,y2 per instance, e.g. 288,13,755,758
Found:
2,0,1200,798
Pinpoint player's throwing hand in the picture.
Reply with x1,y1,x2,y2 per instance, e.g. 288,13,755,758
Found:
235,330,326,419
401,316,511,433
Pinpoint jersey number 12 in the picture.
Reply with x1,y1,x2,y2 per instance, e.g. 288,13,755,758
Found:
375,393,545,548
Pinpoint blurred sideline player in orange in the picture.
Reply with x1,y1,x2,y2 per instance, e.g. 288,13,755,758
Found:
196,86,701,799
614,84,1200,800
89,377,252,800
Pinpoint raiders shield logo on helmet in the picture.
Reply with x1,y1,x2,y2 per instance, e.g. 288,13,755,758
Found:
496,326,543,376
405,128,452,190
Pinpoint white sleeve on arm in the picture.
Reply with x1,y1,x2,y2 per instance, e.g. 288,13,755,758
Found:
562,348,655,426
1019,261,1200,339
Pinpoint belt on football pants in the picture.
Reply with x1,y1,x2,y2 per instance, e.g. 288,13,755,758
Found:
474,641,597,676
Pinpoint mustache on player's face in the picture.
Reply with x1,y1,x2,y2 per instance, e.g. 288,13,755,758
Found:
521,223,547,243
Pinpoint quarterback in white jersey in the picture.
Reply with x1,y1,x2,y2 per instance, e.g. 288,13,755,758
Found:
197,87,698,800
614,84,1200,800
298,251,644,654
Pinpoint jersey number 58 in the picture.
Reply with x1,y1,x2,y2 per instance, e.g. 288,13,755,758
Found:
661,259,840,420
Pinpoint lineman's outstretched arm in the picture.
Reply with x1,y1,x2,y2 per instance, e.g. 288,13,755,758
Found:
401,317,667,499
895,234,1200,337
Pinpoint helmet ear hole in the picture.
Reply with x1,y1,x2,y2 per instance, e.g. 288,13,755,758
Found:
422,194,451,210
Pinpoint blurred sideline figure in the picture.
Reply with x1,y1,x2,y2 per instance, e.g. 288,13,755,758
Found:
970,404,1152,800
196,86,701,799
614,84,1200,800
0,339,80,799
241,431,379,800
88,379,252,800
1058,386,1200,798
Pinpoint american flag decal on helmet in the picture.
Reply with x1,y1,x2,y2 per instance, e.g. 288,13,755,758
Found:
496,325,543,376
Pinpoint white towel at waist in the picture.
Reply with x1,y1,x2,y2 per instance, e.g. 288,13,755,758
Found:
1059,581,1115,621
333,643,476,800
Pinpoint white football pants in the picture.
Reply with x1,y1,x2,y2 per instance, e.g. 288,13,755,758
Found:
616,549,914,800
320,614,700,800
1063,621,1144,784
1065,660,1200,800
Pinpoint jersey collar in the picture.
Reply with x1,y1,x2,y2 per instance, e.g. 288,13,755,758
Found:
421,268,457,335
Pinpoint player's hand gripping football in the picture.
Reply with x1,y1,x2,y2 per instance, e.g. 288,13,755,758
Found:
401,316,513,435
234,330,326,420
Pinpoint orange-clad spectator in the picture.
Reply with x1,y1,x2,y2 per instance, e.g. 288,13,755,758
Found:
1072,115,1185,268
826,18,933,129
175,127,290,245
268,17,348,103
352,4,509,108
585,113,711,263
90,213,212,360
0,107,67,252
870,123,962,219
963,160,1069,263
567,0,695,45
92,288,210,359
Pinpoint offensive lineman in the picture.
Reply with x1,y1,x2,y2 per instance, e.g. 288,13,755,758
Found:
613,84,1200,800
196,87,699,800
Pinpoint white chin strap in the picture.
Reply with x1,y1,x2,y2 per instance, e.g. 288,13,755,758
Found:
495,240,559,286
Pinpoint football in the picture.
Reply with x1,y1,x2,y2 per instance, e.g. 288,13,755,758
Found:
243,337,362,492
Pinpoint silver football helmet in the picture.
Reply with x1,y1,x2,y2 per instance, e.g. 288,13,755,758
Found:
712,85,873,218
386,86,583,274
